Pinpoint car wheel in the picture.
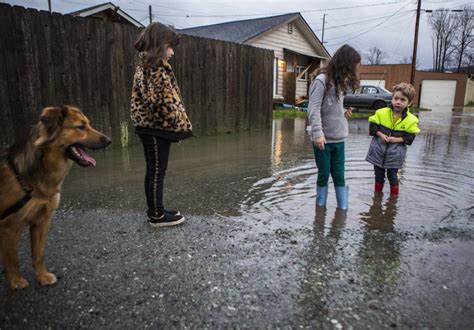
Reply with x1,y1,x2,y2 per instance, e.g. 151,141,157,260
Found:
373,100,386,110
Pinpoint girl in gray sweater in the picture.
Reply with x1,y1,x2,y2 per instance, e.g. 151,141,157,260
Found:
306,45,361,210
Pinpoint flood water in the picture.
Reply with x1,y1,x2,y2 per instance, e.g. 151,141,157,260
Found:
242,108,474,232
63,107,474,233
3,108,473,328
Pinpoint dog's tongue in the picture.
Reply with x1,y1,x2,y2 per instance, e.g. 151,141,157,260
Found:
77,146,96,167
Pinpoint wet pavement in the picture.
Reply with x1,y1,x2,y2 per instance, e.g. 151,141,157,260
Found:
1,108,473,328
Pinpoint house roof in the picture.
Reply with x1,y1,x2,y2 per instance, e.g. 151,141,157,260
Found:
68,2,144,27
180,13,330,59
180,13,299,43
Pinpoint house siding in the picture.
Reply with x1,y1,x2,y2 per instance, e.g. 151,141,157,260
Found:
248,23,319,97
359,64,411,92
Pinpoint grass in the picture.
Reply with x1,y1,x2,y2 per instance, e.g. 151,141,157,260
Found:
273,106,432,119
466,101,474,107
351,113,371,118
272,109,308,119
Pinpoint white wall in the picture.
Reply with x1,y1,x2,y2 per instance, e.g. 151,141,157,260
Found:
465,78,474,105
247,22,321,98
420,80,457,108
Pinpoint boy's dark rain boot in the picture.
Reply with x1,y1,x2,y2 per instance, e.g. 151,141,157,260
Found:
390,185,399,196
374,181,384,193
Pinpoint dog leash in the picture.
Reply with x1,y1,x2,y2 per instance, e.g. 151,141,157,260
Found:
0,159,33,220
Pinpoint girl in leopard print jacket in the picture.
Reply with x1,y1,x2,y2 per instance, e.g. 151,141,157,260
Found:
130,22,192,227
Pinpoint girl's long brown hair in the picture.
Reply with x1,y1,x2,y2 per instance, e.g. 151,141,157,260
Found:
135,22,181,67
318,44,361,96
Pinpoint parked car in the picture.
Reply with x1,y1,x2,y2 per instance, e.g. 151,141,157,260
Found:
344,85,392,110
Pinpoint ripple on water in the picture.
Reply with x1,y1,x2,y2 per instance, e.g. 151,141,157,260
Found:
241,111,474,233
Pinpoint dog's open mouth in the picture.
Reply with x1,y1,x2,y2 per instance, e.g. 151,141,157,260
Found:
67,144,97,167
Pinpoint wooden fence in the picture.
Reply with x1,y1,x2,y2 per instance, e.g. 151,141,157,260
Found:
0,4,274,146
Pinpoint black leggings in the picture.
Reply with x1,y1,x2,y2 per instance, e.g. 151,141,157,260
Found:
139,134,171,218
374,165,399,186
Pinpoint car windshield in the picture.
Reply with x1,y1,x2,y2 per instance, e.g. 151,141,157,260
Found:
379,86,392,94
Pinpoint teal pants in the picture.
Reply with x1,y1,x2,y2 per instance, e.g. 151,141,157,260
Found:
312,142,345,187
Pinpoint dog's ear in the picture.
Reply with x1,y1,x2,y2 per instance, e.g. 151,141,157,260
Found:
40,106,68,129
34,106,68,146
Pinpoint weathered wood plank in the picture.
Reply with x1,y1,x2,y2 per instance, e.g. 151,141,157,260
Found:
0,4,273,145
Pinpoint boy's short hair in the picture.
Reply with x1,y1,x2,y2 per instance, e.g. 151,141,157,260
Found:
392,82,416,102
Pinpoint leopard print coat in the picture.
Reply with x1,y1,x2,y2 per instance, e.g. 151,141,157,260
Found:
130,56,192,135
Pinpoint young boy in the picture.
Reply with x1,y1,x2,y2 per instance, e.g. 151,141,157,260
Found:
366,82,420,196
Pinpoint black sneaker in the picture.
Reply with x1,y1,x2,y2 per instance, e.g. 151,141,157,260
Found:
149,213,185,227
164,209,181,216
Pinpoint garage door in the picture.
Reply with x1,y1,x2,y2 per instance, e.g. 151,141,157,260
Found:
420,80,456,108
361,79,385,88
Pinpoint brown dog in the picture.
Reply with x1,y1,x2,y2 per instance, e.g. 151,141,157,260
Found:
0,106,111,289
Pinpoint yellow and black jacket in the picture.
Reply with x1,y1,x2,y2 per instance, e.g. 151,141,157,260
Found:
366,107,420,168
130,55,193,140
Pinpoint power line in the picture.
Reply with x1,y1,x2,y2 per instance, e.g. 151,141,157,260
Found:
326,10,413,43
119,1,407,17
389,12,417,62
154,14,182,27
138,15,150,23
326,2,412,47
313,10,414,32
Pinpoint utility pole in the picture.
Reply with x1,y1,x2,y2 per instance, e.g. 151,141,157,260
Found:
321,14,327,44
149,5,152,24
410,0,421,85
48,0,52,14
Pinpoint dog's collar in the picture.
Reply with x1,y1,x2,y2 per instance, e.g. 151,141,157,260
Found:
0,159,33,220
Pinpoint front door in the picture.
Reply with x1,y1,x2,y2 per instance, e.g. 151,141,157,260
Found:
283,72,296,105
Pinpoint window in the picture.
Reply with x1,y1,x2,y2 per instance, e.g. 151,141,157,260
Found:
362,86,378,94
295,66,308,81
288,22,294,34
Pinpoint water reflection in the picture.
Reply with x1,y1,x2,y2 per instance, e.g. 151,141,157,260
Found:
271,118,309,171
51,107,474,327
420,109,474,163
297,207,347,325
358,195,401,287
271,120,283,168
62,107,474,229
403,109,474,221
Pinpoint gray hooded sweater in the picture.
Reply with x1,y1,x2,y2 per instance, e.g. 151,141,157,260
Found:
306,74,348,143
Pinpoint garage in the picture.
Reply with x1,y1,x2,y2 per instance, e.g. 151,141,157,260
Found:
419,80,457,108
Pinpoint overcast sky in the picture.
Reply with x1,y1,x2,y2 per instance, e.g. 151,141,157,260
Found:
3,0,472,69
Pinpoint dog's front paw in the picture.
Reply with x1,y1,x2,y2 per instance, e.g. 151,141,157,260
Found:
37,272,57,286
8,277,29,289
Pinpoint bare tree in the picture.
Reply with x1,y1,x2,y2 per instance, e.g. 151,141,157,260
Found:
467,52,474,74
453,5,474,72
429,9,459,71
365,46,386,65
400,56,421,69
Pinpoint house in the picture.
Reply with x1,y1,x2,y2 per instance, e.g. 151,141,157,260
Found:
180,13,330,104
359,64,470,109
68,2,144,27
